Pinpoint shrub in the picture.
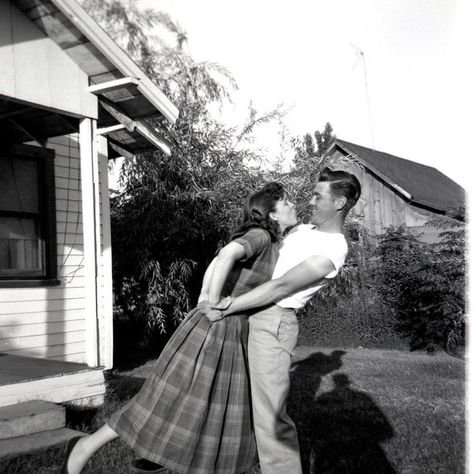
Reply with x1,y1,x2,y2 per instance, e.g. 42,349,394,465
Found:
373,219,465,354
298,216,465,354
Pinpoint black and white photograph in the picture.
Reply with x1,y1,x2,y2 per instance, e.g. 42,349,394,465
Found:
0,0,469,473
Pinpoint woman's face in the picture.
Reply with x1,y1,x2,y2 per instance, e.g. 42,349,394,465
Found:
271,197,297,230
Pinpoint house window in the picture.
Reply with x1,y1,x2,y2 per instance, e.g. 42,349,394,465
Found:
0,145,57,284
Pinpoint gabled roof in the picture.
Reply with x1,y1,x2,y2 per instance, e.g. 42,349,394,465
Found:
10,0,178,157
326,139,465,212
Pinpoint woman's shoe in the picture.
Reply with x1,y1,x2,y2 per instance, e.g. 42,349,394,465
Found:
61,435,83,474
130,458,168,473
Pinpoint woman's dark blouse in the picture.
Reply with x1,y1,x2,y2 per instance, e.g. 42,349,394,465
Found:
220,228,279,299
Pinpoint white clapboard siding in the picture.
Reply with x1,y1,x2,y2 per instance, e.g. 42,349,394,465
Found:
0,135,89,363
0,287,86,302
53,149,81,165
58,266,85,279
0,308,85,324
55,166,80,180
55,177,80,191
57,255,84,267
56,222,84,236
2,319,85,338
5,342,86,359
57,245,84,257
56,188,82,202
56,200,82,213
2,330,86,351
0,300,85,317
57,233,84,246
57,211,82,223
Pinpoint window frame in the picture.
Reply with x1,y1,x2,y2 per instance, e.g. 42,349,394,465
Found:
0,144,59,287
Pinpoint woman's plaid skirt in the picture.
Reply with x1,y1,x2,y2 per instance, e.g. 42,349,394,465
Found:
107,307,258,474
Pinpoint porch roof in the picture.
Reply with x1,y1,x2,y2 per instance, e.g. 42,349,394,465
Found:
9,0,179,157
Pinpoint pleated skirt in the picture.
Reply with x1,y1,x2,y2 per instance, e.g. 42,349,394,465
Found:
107,307,258,474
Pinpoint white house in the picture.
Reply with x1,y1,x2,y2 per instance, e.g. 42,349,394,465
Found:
0,0,178,407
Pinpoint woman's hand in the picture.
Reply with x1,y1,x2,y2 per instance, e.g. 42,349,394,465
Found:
198,301,225,322
211,296,235,310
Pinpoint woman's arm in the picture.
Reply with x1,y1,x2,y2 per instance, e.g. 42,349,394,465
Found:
198,257,218,303
206,242,247,306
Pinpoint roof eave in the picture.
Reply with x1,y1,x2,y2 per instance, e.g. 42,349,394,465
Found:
329,140,458,214
50,0,179,124
334,140,413,200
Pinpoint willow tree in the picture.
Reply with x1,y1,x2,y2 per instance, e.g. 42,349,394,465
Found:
81,0,284,335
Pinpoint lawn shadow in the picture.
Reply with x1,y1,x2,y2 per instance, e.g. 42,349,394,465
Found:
106,374,146,403
287,351,396,473
64,374,146,435
112,318,172,372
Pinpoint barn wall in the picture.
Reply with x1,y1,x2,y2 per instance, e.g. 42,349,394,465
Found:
330,151,441,236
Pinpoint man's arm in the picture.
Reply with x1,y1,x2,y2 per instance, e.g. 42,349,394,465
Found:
220,255,336,316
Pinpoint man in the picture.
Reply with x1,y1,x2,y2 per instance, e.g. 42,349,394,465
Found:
203,167,361,474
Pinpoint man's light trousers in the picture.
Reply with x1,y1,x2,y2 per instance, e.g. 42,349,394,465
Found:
248,305,302,474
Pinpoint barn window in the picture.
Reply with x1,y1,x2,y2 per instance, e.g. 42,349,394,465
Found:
0,145,58,285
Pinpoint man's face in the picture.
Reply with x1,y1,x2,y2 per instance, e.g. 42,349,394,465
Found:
309,181,339,225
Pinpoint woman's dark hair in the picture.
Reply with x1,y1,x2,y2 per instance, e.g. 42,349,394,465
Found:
231,182,285,242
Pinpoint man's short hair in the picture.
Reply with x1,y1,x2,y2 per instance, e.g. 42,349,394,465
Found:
318,167,361,214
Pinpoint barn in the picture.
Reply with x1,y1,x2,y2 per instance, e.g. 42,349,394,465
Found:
0,0,178,409
324,139,465,241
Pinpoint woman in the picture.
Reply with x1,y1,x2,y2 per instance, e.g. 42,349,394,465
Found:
63,182,297,474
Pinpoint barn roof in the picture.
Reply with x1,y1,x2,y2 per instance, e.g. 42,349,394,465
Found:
8,0,178,157
328,139,465,212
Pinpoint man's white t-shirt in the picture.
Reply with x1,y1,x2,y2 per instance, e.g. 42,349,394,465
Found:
273,224,348,309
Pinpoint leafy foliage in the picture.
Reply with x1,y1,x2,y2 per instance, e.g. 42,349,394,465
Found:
373,218,465,353
82,0,282,335
282,122,360,222
272,122,338,223
298,216,465,354
81,2,465,355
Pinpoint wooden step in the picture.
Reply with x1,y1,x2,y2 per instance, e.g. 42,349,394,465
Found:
0,427,85,459
0,368,105,407
0,400,65,440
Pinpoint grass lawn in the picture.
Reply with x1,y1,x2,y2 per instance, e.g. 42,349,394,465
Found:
0,346,464,474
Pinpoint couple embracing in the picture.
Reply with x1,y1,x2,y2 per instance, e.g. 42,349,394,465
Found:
63,167,361,474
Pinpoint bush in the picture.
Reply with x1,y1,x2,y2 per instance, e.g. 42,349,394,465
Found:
373,220,465,354
299,216,465,355
297,293,404,349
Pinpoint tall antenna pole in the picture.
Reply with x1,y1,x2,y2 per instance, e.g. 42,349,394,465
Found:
351,44,375,150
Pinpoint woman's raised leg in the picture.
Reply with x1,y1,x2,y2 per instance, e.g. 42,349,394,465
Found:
65,423,118,474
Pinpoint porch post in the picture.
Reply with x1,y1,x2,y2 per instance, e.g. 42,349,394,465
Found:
97,134,114,369
79,118,99,367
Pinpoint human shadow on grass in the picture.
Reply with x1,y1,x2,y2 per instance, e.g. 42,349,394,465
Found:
288,361,396,474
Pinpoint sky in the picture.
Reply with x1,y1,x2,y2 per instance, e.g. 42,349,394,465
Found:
135,0,472,191
133,0,473,442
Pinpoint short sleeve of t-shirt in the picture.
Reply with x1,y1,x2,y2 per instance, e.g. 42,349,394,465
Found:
233,228,271,261
273,227,347,309
319,239,347,278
